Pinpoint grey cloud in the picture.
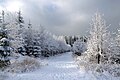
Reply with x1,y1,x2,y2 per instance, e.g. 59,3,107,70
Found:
0,0,120,36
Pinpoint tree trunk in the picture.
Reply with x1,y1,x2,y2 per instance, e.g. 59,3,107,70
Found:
97,54,101,64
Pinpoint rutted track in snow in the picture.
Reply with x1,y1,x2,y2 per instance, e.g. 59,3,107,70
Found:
7,52,87,80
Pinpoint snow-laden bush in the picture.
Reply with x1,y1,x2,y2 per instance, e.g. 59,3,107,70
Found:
72,39,87,55
77,53,120,77
103,63,120,77
6,56,41,73
76,52,97,71
108,65,120,77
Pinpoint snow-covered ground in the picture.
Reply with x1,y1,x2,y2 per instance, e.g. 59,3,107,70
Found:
3,52,120,80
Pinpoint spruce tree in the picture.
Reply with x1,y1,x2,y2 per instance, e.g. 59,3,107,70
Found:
0,10,11,68
15,10,25,54
23,20,34,56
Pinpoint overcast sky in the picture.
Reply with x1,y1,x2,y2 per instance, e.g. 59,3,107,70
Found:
0,0,120,36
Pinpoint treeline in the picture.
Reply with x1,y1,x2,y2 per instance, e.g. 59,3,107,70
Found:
0,10,70,67
64,36,87,47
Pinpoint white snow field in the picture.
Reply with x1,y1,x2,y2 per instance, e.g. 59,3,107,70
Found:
5,52,120,80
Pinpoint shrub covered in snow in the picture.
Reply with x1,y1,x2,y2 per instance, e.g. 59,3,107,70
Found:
6,56,41,73
72,38,87,55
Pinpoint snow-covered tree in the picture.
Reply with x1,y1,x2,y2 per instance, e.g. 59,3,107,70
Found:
22,21,33,56
77,12,120,76
14,10,25,53
22,21,41,57
87,12,110,64
0,10,11,67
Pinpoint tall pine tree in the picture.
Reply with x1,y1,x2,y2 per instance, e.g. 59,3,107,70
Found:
15,10,25,54
0,10,11,67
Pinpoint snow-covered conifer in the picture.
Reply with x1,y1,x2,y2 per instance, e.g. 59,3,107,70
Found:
0,10,11,67
14,10,25,53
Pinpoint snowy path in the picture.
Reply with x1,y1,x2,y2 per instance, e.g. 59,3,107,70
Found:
7,52,88,80
5,52,119,80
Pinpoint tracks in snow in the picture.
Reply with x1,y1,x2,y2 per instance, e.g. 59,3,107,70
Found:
7,52,86,80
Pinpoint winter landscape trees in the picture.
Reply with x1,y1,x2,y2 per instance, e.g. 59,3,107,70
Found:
76,12,120,77
0,9,119,80
0,10,70,69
